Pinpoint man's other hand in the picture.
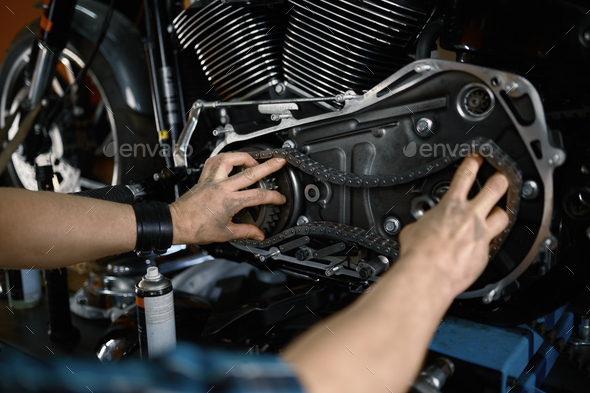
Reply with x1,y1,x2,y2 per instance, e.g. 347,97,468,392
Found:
169,153,287,245
397,154,510,298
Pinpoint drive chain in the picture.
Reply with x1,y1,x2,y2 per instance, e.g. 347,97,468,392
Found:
231,137,522,262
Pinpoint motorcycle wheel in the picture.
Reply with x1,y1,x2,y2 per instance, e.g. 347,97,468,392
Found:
0,21,161,192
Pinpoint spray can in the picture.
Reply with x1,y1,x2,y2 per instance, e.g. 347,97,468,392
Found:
4,269,42,309
135,267,176,359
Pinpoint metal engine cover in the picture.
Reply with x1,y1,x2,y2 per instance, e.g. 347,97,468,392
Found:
205,59,564,305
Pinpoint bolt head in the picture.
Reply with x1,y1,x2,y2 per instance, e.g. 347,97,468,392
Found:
383,216,401,235
521,180,539,199
297,215,309,226
584,31,590,42
415,118,434,136
282,140,296,149
275,83,285,94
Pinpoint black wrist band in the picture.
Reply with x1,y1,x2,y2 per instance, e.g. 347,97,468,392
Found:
132,201,173,256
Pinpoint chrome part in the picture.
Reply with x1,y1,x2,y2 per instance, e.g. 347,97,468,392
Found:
415,117,434,137
413,358,455,392
174,94,361,166
325,265,342,277
457,83,495,121
201,93,358,108
1,47,119,191
258,103,298,114
283,1,433,109
210,96,443,156
296,215,309,226
27,42,56,107
79,177,109,189
271,111,294,122
274,83,286,95
522,180,539,199
414,64,432,73
383,216,401,235
258,247,280,263
173,102,202,167
172,3,284,101
505,81,520,96
212,124,234,136
282,139,296,149
125,184,147,202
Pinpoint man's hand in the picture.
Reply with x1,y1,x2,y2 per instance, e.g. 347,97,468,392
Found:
169,152,287,245
283,155,510,393
397,154,509,297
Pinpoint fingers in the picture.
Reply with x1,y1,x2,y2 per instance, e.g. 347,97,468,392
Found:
200,152,259,180
445,155,484,200
486,206,509,239
236,188,287,208
225,157,287,190
227,223,265,242
470,172,509,216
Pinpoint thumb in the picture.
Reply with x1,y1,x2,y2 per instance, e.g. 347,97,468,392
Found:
228,223,265,242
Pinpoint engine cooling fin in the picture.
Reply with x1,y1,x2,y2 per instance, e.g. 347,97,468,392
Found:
173,2,286,101
173,1,436,105
283,0,436,107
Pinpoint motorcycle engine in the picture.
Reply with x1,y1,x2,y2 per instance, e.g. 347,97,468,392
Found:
172,1,566,316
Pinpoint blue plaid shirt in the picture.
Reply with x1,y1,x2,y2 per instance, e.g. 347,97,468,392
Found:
0,342,304,393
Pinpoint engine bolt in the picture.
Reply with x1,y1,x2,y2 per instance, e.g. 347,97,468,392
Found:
275,83,286,95
415,118,434,137
297,215,309,226
539,236,558,253
584,30,590,43
282,140,296,149
521,180,539,199
383,216,401,235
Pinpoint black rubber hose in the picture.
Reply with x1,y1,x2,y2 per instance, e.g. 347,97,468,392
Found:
71,185,135,204
416,20,444,60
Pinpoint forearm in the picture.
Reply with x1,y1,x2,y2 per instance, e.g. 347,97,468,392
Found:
283,258,455,393
0,188,136,269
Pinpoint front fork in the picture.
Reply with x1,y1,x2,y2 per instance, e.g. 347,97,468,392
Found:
26,0,77,108
26,0,82,344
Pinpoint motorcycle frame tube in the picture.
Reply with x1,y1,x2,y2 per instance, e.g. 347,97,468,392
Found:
143,0,182,167
27,0,78,107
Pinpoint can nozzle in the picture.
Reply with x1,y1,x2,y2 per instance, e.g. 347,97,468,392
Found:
145,266,161,280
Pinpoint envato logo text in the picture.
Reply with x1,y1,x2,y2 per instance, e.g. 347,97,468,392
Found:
103,141,193,158
402,140,493,158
